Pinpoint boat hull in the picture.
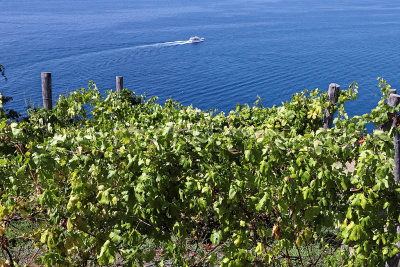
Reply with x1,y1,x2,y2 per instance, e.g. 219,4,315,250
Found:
189,36,205,43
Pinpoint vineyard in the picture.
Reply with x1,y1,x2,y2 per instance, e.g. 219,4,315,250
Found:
1,79,400,266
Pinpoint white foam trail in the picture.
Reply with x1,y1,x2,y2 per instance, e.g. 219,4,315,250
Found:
16,40,196,69
131,40,193,49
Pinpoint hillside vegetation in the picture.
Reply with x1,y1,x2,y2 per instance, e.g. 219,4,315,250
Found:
1,79,400,266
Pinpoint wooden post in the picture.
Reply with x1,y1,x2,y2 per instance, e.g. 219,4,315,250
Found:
380,90,399,131
323,83,340,131
41,72,52,110
116,76,123,93
389,93,400,183
385,92,400,267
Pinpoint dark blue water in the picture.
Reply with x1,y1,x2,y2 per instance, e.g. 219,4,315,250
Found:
1,0,400,116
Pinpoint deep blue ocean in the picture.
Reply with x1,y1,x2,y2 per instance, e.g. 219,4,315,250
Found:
1,0,400,116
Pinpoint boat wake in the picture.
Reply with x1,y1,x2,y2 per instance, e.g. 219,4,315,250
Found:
16,40,199,70
130,40,195,49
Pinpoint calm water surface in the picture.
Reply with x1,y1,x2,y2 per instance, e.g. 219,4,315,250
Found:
1,0,400,116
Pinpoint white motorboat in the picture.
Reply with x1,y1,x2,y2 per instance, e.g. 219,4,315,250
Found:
189,36,205,43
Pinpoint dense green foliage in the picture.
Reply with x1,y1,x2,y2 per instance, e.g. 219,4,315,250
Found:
1,79,400,266
0,93,20,121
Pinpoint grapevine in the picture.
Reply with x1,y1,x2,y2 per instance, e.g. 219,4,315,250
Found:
0,80,399,266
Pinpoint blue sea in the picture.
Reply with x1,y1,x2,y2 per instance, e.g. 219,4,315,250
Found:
1,0,400,116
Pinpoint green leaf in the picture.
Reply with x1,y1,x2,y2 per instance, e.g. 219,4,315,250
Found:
109,231,122,243
211,230,222,245
313,140,322,155
98,240,115,265
341,180,348,191
274,139,285,150
303,188,310,200
0,203,5,219
40,230,48,244
10,122,22,137
228,185,237,199
346,207,352,219
360,195,367,209
255,242,263,255
256,193,268,211
245,150,251,161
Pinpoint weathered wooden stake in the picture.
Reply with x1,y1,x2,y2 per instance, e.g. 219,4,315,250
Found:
323,83,340,131
385,91,400,267
116,76,123,93
388,93,400,183
41,72,52,110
